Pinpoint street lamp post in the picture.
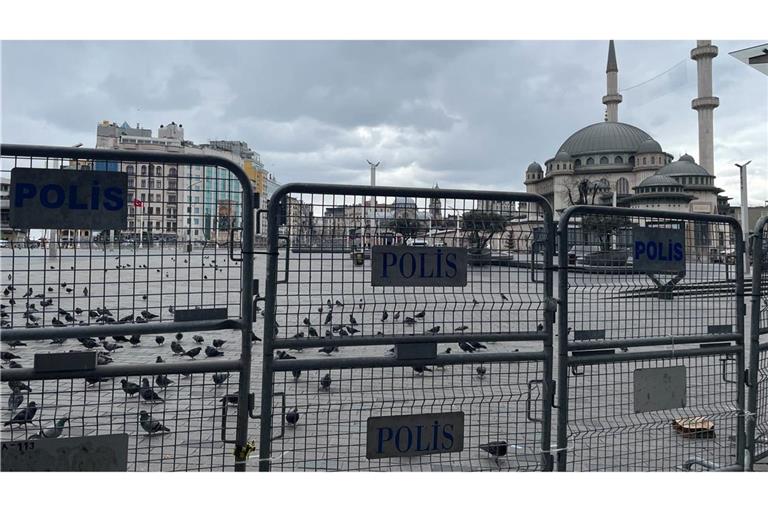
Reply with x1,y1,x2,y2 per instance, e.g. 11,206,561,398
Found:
736,161,752,276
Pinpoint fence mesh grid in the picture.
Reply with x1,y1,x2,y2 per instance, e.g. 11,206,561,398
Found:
1,368,239,471
754,220,768,461
563,212,739,344
262,189,553,471
1,154,245,330
565,352,741,471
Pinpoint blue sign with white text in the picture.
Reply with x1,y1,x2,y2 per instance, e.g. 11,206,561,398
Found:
632,226,686,273
9,167,128,230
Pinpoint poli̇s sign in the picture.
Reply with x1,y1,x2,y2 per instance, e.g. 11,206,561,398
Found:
370,246,468,287
9,168,128,230
366,412,464,459
632,226,686,273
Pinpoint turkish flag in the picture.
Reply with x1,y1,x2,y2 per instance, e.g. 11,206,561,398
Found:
133,198,144,207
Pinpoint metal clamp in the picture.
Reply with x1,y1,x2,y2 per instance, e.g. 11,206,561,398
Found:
246,391,286,442
720,355,738,384
526,379,545,423
255,208,267,235
228,227,243,262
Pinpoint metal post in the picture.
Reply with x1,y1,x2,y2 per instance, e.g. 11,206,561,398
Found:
556,209,572,471
736,161,751,276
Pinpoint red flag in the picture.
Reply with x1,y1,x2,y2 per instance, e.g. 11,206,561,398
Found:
133,198,144,207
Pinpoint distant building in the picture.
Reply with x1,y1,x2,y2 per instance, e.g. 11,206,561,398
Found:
0,177,26,242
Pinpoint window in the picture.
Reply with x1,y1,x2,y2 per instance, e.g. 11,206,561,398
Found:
574,159,581,168
141,179,146,188
556,164,560,170
614,155,624,164
194,218,199,225
600,156,609,165
126,165,134,174
141,193,146,201
629,156,635,166
149,167,154,177
586,157,594,165
194,230,199,235
169,167,177,177
642,157,647,165
141,165,147,175
156,168,162,176
194,207,200,214
617,177,629,195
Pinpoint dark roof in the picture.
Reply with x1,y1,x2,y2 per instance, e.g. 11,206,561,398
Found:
556,121,652,157
656,155,710,177
554,151,571,162
636,138,663,153
527,162,543,173
636,174,682,188
607,40,618,73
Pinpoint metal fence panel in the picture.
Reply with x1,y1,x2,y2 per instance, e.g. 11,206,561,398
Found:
557,206,746,471
749,216,768,465
1,144,255,471
258,184,555,471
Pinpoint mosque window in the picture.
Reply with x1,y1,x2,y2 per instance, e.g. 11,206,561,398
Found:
629,156,635,166
574,159,581,168
642,157,647,165
586,157,594,165
600,156,609,165
556,164,560,170
615,155,624,164
617,177,629,195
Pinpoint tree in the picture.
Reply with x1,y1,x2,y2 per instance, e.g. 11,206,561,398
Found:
382,215,428,244
580,213,630,250
461,210,508,250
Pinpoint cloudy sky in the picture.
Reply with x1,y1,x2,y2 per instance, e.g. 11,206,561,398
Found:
2,40,766,205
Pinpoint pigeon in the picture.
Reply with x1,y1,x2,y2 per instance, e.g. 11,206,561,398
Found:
85,376,110,385
381,311,389,322
292,332,305,339
412,365,433,375
155,374,173,388
286,408,300,426
75,307,83,315
7,361,22,368
139,410,171,435
139,378,163,402
3,340,26,348
4,401,37,425
205,346,224,357
51,317,65,327
193,335,204,344
476,366,487,378
404,317,417,325
302,317,312,326
184,347,202,358
220,395,238,406
501,293,509,302
335,300,344,307
323,311,333,325
349,314,358,325
96,352,113,366
468,341,487,350
22,288,32,298
212,373,229,385
83,287,88,297
393,311,401,320
141,310,158,319
78,337,100,349
318,345,337,355
7,392,24,412
101,341,123,352
319,373,332,391
455,325,469,332
155,336,165,345
49,338,67,345
29,417,69,439
414,309,426,319
472,298,479,306
171,341,185,355
8,381,32,393
276,350,296,360
458,341,476,353
347,327,359,335
1,351,21,361
128,335,141,346
291,369,302,381
427,326,440,334
119,313,135,323
156,356,164,363
212,338,227,348
175,332,184,341
480,440,508,460
537,323,544,332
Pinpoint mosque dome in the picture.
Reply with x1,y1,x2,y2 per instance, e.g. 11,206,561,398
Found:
656,155,710,177
637,174,681,188
527,162,543,173
636,138,663,154
556,121,652,157
553,151,571,162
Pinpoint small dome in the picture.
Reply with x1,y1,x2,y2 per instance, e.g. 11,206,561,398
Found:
656,156,710,177
637,174,681,188
554,151,571,162
527,161,543,173
636,138,662,153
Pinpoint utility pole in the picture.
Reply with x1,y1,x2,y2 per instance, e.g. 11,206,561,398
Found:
735,161,751,276
365,160,380,239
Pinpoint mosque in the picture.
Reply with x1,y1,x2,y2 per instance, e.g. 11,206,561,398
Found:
524,40,730,218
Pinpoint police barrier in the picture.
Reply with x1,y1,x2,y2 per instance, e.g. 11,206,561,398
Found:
748,215,768,467
0,144,255,471
557,206,746,471
258,184,556,471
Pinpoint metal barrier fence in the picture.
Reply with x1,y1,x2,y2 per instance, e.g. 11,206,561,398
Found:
749,215,768,466
258,184,555,471
1,144,255,471
557,206,746,471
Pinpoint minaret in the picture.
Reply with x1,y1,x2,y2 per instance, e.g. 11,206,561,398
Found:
691,40,719,175
602,40,622,122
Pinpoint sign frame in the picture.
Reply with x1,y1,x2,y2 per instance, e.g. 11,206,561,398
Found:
370,245,468,287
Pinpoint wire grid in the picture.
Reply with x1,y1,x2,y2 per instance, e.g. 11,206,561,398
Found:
272,191,549,342
757,347,768,461
266,359,546,471
563,212,739,344
564,352,741,471
0,155,245,331
1,368,239,471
